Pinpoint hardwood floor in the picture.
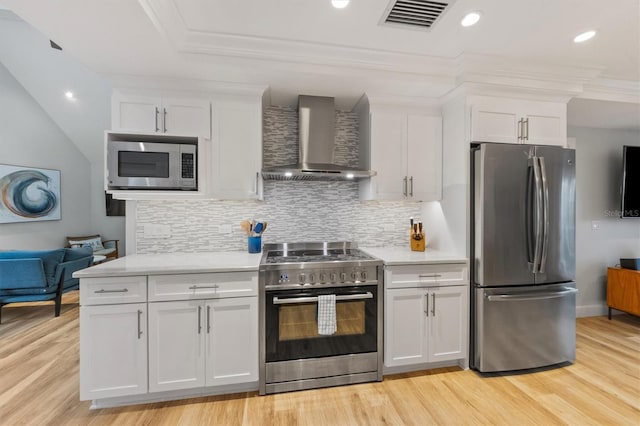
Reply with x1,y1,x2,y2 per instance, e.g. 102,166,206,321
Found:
1,292,639,425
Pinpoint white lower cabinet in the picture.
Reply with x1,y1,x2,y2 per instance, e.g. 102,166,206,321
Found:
206,297,258,386
384,264,468,370
148,296,258,392
80,303,148,400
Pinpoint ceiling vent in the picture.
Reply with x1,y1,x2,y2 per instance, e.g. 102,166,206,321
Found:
380,0,456,31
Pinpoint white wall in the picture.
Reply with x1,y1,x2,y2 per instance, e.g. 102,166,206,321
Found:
569,126,640,316
0,62,92,249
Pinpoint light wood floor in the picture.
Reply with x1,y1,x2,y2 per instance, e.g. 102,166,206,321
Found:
0,292,638,425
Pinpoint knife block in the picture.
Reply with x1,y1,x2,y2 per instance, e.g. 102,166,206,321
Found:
410,233,426,252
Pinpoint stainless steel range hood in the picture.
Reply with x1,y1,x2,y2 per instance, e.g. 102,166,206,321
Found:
262,95,375,181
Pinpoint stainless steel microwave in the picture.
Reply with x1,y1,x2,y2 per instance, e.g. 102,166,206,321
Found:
107,140,197,190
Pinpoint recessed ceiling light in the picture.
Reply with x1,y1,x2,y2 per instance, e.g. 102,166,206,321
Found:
461,12,481,27
573,30,596,43
331,0,349,9
65,91,75,100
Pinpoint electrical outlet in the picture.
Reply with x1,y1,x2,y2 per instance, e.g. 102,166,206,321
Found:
591,221,601,231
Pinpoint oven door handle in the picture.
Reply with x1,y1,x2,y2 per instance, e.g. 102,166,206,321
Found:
272,292,374,305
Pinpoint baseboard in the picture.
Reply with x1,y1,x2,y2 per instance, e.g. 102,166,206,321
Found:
576,304,608,318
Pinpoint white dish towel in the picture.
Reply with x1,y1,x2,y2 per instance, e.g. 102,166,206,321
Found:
317,294,337,335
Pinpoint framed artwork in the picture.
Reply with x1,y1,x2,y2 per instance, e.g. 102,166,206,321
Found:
0,164,61,223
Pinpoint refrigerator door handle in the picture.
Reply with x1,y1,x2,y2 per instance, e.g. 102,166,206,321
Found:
526,159,536,268
533,156,543,273
539,157,550,274
485,287,577,302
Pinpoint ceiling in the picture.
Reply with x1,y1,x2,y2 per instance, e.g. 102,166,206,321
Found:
1,0,639,125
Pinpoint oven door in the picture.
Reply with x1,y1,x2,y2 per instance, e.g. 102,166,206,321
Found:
265,286,378,362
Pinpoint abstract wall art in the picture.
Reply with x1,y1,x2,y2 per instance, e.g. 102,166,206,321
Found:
0,164,61,223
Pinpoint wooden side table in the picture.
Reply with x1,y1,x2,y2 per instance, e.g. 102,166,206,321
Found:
606,267,640,319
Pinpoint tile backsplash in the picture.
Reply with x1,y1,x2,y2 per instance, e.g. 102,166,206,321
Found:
135,106,422,253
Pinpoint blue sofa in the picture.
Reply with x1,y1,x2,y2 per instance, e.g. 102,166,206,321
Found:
0,247,93,322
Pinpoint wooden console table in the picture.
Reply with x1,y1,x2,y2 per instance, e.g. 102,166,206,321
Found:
607,267,640,319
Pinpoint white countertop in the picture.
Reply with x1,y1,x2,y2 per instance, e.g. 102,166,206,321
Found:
74,251,262,278
361,247,468,265
73,247,467,279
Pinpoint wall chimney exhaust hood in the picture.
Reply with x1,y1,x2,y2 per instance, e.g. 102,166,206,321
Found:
262,95,376,181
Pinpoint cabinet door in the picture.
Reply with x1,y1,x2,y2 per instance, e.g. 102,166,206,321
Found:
80,304,147,400
522,103,566,146
210,101,262,200
407,115,442,201
112,93,162,133
470,103,519,144
367,112,407,200
148,301,205,392
163,97,211,139
205,297,258,386
384,288,428,367
428,286,468,363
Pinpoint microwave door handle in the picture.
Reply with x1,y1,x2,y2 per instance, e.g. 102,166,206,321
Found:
272,292,374,305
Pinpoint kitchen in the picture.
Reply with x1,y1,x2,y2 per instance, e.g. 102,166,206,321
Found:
0,0,639,424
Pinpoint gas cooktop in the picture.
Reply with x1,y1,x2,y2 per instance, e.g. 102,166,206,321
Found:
264,248,377,264
259,242,382,288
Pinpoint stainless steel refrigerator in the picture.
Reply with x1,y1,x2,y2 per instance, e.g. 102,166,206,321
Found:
470,143,577,373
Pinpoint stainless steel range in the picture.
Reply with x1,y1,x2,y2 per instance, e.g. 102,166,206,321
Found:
258,242,383,395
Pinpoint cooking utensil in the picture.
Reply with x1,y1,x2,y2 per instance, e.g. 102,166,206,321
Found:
254,222,264,235
240,220,251,235
261,222,267,234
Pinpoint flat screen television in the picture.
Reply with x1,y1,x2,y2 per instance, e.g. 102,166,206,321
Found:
621,145,640,218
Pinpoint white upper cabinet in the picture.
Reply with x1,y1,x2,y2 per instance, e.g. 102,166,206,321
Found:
470,97,566,146
210,99,263,200
361,109,442,202
112,92,211,139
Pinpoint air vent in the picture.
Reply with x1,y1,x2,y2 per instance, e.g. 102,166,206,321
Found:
381,0,456,31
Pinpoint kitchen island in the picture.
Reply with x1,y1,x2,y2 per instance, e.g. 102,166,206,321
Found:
75,247,468,408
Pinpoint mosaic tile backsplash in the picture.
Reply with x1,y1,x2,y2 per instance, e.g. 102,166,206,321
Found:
135,106,422,253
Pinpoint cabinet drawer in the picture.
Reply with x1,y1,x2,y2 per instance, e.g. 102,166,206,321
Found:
148,272,258,301
80,276,147,305
385,263,468,289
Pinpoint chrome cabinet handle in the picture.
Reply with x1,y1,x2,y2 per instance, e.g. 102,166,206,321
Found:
188,285,219,290
403,176,408,196
409,176,414,197
207,306,211,334
94,288,128,294
419,274,441,278
518,118,523,143
155,107,159,132
198,305,202,334
524,118,529,141
273,292,374,305
431,293,436,316
163,108,167,133
424,293,429,316
137,310,143,339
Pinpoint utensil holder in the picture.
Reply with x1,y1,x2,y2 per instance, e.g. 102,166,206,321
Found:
410,233,426,252
248,236,262,253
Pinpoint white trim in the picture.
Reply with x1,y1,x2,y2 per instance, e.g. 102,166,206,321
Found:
576,304,608,318
90,381,258,409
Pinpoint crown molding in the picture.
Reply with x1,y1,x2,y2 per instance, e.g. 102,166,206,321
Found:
104,73,268,98
138,0,638,105
577,78,640,104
